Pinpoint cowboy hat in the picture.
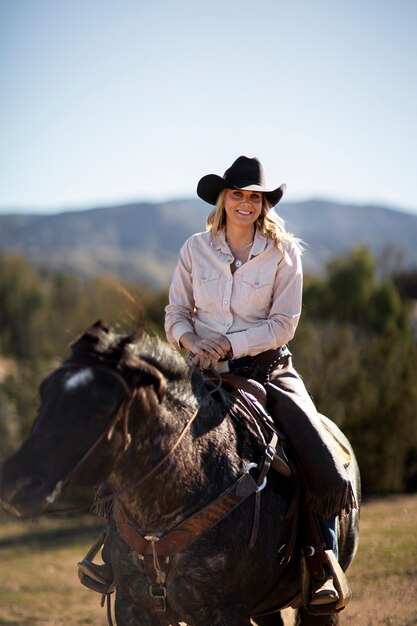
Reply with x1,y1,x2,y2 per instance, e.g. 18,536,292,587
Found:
197,156,286,207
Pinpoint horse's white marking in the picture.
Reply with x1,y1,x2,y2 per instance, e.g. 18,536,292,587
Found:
65,368,95,391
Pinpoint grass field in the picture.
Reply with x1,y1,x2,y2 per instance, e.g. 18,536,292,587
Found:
0,494,416,626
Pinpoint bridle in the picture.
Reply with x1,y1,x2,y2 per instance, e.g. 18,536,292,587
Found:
45,360,219,510
45,362,134,507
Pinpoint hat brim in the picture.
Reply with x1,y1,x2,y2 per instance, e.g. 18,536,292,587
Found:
197,174,286,207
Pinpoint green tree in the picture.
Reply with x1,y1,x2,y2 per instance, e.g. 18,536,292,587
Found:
0,255,45,360
295,246,417,494
326,246,376,324
303,246,410,335
0,254,169,458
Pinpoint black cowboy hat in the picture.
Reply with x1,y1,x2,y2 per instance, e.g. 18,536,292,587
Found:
197,156,286,207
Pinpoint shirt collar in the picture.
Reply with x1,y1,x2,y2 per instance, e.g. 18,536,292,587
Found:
211,230,229,255
210,228,269,256
251,228,269,256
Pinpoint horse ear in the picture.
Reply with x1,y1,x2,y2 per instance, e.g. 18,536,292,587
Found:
80,320,111,342
91,320,111,333
124,356,167,402
70,320,112,352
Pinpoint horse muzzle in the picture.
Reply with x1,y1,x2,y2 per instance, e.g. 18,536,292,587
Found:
0,464,52,519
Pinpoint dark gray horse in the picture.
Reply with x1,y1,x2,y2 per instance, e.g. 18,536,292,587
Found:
0,321,360,626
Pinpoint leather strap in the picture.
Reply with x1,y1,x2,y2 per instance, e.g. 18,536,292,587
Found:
114,466,267,625
248,432,278,550
115,467,264,560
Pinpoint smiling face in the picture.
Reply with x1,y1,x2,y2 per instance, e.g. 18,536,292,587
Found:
223,188,263,230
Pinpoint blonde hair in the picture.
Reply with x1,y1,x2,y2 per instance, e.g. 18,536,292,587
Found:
206,189,303,257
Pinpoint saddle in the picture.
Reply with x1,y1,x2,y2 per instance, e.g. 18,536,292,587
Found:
319,413,352,468
205,372,292,478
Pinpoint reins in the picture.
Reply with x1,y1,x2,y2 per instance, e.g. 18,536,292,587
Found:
44,363,134,512
45,362,223,513
92,366,223,508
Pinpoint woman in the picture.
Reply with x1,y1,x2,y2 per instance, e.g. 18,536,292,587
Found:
165,156,355,606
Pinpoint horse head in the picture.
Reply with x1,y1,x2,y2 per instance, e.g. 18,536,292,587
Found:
0,320,174,519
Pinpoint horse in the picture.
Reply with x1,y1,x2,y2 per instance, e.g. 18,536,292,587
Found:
0,321,360,626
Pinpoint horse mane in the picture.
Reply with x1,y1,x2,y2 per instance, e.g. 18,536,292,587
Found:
67,320,199,395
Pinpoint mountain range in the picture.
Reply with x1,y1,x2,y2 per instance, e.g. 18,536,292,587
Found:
1,198,416,288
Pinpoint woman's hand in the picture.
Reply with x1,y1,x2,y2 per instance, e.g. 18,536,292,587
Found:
180,332,232,370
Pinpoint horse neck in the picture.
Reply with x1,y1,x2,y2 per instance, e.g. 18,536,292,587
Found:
108,385,205,530
108,383,241,533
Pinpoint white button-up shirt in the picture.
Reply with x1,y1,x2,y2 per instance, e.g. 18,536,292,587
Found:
165,228,303,359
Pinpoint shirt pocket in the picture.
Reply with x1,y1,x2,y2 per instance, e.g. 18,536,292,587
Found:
242,268,275,311
192,269,222,309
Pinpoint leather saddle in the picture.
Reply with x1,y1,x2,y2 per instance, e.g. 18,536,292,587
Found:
205,372,292,478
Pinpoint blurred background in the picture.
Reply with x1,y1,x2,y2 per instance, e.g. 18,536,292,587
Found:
1,0,416,496
0,2,417,623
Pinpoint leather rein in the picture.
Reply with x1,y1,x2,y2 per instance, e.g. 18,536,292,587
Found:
45,360,217,510
46,362,205,513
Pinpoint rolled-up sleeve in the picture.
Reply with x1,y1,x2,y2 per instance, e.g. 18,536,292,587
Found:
164,240,195,347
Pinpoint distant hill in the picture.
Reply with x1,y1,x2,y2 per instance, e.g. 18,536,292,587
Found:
1,198,416,288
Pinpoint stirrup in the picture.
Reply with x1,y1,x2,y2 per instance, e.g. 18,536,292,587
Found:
78,568,116,595
77,531,115,596
301,549,352,615
310,575,339,605
78,560,114,582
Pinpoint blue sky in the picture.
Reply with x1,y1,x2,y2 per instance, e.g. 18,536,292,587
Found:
1,0,416,214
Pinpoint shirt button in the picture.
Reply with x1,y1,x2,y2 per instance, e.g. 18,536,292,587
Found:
224,300,228,305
